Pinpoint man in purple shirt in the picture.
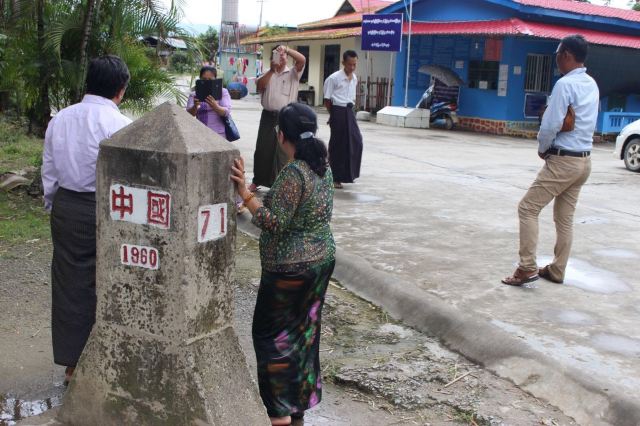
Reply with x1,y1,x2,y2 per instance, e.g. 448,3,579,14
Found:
42,55,131,385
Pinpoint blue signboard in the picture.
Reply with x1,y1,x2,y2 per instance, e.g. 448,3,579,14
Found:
361,13,403,52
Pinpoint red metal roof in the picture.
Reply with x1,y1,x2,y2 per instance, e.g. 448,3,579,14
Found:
348,0,397,13
300,0,395,30
514,0,640,23
406,18,640,49
298,12,363,30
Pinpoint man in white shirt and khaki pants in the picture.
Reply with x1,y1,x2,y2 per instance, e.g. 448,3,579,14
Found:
323,50,364,189
503,35,599,286
42,56,132,384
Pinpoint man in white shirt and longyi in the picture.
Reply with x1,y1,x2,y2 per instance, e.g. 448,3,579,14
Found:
323,50,364,189
503,35,599,287
42,55,132,385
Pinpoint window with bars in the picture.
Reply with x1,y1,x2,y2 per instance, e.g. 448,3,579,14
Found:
525,54,553,93
468,60,499,90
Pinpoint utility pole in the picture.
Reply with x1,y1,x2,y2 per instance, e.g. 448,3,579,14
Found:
403,0,413,108
257,0,266,30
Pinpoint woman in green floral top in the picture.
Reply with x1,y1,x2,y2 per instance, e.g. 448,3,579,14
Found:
231,102,335,426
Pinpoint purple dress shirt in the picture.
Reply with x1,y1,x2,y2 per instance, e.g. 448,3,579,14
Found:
42,95,132,210
186,88,232,138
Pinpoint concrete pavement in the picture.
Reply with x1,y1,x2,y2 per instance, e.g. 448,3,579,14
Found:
230,96,640,425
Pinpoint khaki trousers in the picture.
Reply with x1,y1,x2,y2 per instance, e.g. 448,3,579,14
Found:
518,155,591,281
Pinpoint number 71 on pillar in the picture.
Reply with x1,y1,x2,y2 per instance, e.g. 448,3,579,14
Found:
198,203,228,243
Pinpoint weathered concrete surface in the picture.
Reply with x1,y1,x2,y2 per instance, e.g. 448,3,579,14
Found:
230,96,640,425
58,103,268,425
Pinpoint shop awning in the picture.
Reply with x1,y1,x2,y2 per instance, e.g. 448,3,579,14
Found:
405,18,640,49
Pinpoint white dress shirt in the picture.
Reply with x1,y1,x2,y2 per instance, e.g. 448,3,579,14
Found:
538,67,599,153
259,65,304,111
42,94,132,210
324,69,358,107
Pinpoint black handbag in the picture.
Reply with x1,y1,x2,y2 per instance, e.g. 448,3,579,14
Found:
223,115,240,142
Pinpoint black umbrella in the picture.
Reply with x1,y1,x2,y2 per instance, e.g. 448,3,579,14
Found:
418,64,464,87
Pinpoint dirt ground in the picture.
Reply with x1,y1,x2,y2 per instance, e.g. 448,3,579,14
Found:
0,220,575,425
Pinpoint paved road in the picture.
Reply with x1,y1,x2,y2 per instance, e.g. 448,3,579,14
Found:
226,96,639,421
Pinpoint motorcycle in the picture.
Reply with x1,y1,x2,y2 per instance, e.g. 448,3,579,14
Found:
416,84,458,130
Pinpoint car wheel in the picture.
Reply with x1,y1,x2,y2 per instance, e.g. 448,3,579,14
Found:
624,138,640,172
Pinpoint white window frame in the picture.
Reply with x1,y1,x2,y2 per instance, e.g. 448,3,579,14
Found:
525,54,553,93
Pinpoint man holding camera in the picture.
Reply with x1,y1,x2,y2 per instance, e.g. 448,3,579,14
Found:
250,45,306,191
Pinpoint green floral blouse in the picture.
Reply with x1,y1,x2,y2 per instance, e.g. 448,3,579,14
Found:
252,160,336,273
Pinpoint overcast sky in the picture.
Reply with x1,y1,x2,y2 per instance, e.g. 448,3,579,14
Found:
168,0,636,30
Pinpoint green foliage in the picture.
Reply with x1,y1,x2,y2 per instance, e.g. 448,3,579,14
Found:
262,24,290,37
0,191,51,246
196,26,218,62
0,121,48,247
633,2,640,11
0,0,198,130
0,119,43,174
169,51,193,74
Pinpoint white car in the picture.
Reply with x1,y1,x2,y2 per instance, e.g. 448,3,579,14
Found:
614,119,640,172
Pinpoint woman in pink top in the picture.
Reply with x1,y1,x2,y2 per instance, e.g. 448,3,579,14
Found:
186,66,232,139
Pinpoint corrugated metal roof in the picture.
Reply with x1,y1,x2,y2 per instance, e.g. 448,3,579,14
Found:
298,12,363,30
514,0,640,23
300,0,395,30
348,0,397,13
407,18,640,49
240,27,361,45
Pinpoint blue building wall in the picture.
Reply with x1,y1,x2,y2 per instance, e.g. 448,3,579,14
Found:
382,0,640,35
386,0,640,130
627,95,640,111
408,0,511,22
393,35,560,121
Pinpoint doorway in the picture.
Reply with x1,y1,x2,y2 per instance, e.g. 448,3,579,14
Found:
323,44,341,82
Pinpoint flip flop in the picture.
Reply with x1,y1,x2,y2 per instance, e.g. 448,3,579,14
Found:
333,182,343,189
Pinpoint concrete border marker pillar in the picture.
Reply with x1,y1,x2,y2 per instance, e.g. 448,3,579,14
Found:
58,102,269,425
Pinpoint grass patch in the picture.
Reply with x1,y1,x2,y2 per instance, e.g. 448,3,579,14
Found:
452,407,487,425
0,191,50,247
0,119,49,248
0,119,43,174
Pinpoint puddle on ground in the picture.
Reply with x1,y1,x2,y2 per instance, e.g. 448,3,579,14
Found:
0,395,62,425
542,309,597,326
538,256,631,294
591,334,640,356
593,249,639,259
334,192,383,203
576,216,609,225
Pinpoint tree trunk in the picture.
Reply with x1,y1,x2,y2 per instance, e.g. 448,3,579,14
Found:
29,0,51,136
75,0,97,103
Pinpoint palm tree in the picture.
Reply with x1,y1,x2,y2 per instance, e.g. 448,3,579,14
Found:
0,0,197,134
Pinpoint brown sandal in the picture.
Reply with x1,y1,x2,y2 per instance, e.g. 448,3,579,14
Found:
502,267,539,286
539,265,563,284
